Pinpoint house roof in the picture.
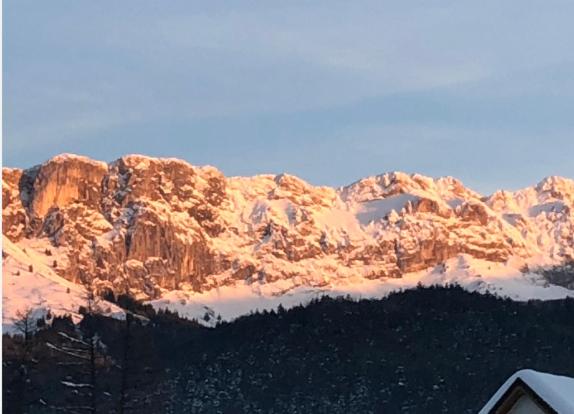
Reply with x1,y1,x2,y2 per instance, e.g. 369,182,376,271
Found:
479,369,574,414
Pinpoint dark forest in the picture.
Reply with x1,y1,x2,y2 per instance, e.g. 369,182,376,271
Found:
4,285,574,413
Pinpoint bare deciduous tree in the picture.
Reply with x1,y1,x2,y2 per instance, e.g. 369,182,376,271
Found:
46,275,107,414
11,308,38,414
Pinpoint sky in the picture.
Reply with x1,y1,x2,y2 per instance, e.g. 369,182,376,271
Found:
4,0,574,194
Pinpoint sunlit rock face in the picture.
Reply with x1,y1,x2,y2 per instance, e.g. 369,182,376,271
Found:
3,154,574,299
2,168,27,240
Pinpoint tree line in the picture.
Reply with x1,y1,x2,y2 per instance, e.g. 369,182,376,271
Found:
4,283,574,413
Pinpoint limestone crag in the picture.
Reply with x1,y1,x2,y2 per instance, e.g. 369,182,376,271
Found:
3,154,573,299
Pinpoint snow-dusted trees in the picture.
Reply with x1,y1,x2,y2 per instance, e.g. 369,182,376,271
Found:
112,299,168,413
9,308,39,414
117,312,134,414
46,329,105,413
80,275,104,413
45,276,109,413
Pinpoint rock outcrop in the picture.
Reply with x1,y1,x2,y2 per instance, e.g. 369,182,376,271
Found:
3,154,574,299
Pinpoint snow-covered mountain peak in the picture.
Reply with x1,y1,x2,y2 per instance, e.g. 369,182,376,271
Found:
114,153,213,172
535,176,574,202
339,171,480,208
48,153,108,168
3,153,574,327
485,176,574,214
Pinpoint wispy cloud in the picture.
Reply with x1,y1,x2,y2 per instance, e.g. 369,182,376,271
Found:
4,0,574,191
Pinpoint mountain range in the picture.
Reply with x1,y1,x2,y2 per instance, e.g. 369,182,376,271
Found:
3,153,574,328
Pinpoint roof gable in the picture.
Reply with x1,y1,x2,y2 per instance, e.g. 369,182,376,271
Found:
480,370,574,414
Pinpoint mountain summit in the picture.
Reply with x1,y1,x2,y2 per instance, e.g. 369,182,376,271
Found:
3,154,574,326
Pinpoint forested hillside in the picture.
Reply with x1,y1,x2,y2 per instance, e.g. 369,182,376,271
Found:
4,285,574,413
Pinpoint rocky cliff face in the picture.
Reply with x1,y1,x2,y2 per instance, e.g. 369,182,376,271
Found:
3,154,574,299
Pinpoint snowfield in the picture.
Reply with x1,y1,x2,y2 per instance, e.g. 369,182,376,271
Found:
4,232,572,330
148,254,574,326
2,235,124,334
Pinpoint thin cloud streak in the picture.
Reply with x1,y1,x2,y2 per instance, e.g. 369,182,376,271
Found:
4,0,574,193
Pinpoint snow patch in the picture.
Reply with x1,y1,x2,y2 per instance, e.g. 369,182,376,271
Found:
356,194,419,225
2,236,123,334
150,255,574,326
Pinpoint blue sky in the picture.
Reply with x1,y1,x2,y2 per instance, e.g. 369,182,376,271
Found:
4,1,574,194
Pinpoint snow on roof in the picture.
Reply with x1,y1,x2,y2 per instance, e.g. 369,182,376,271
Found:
479,369,574,414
